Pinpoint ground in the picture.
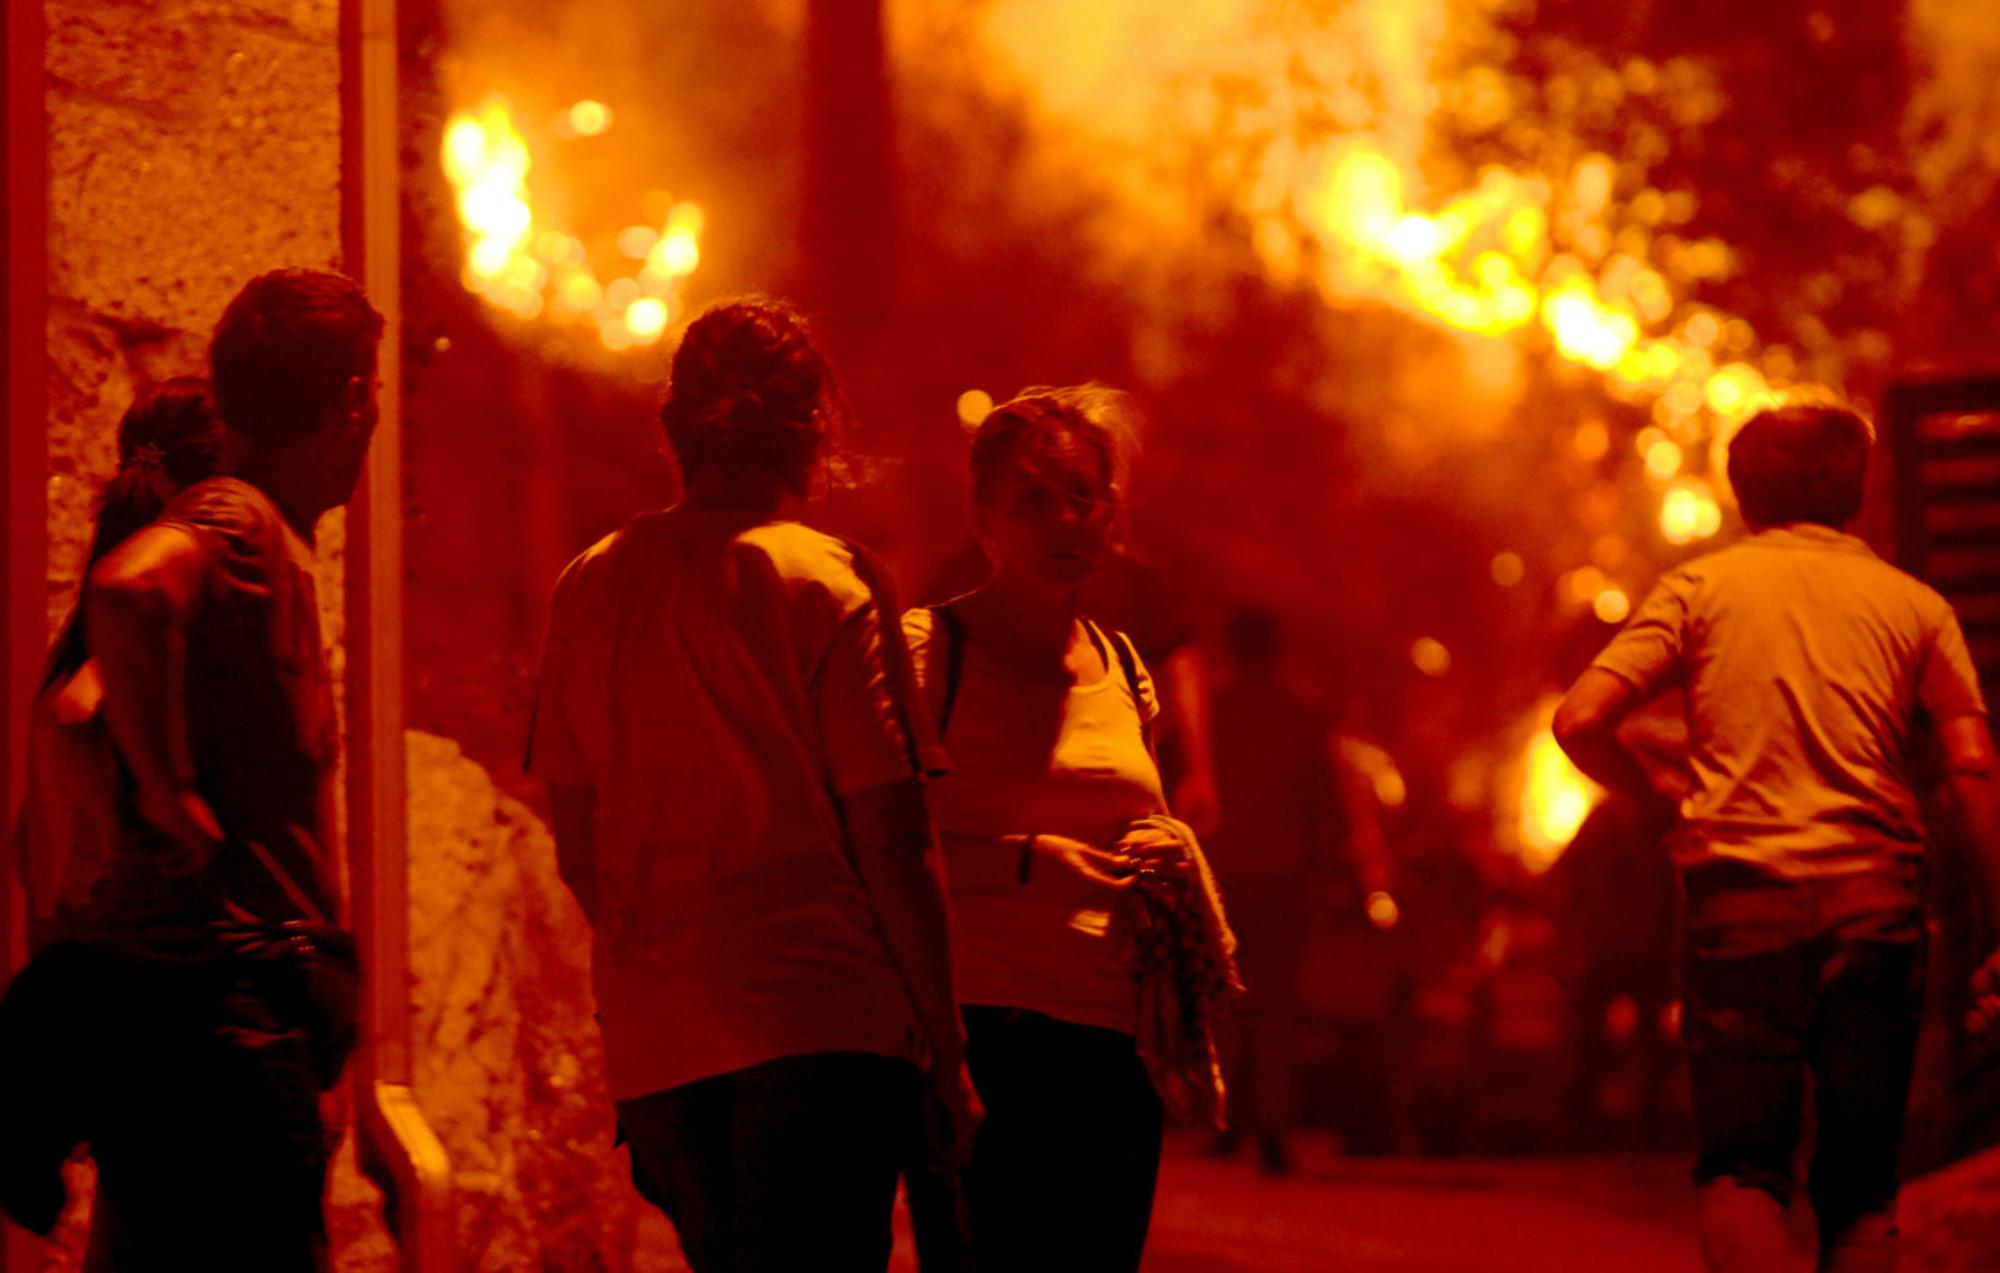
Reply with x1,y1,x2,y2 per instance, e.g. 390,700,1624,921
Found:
633,1132,1707,1272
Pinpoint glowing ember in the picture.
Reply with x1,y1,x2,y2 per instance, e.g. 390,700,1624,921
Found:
1489,551,1525,587
1517,713,1600,873
442,96,706,351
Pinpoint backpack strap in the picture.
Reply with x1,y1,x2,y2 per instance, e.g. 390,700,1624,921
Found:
928,603,969,737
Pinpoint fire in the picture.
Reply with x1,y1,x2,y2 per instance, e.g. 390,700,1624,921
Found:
928,1,1806,555
1516,710,1601,873
441,96,705,351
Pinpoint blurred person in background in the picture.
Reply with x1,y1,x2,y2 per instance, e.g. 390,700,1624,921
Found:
904,385,1234,1273
1556,398,2000,1273
1205,603,1386,1174
526,298,975,1273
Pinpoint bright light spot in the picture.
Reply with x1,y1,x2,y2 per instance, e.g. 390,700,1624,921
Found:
617,226,658,259
956,389,994,428
1410,637,1451,677
1388,214,1442,261
442,97,706,353
1660,480,1723,546
568,100,613,137
1684,311,1721,348
1567,565,1607,603
1518,721,1600,872
1593,587,1631,624
1644,438,1682,480
1372,769,1407,808
1490,551,1525,587
624,297,669,341
1366,891,1401,930
652,226,701,277
1706,361,1769,418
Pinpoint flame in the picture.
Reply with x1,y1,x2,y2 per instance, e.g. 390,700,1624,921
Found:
1516,716,1600,873
927,1,1806,549
442,96,705,351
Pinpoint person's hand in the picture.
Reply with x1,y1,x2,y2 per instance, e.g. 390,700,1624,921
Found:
133,781,223,875
1031,832,1138,900
1968,949,2000,1040
923,1059,984,1171
1114,816,1193,889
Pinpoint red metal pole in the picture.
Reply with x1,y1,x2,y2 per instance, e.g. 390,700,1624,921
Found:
0,0,47,1263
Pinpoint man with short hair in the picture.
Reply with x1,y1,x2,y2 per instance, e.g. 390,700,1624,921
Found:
81,267,383,1269
1556,399,2000,1272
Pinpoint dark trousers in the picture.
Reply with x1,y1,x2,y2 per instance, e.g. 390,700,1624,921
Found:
617,1051,921,1273
1681,871,1926,1273
83,953,332,1272
911,1006,1164,1273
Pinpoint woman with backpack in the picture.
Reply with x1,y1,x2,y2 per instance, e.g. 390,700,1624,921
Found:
904,386,1234,1272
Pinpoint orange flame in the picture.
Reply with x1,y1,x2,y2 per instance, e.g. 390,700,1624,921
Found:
930,1,1806,551
442,96,705,351
1514,699,1601,873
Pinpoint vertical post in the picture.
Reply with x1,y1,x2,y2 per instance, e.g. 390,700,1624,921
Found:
1,1,47,1268
804,0,895,330
339,0,452,1266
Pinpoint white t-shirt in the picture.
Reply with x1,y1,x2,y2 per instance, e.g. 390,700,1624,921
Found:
1593,523,1987,880
528,508,943,1101
903,607,1164,1035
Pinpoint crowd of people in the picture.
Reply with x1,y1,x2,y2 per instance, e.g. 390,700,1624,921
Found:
3,269,2000,1273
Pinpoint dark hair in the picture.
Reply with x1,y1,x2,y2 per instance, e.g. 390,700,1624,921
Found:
1224,603,1282,668
969,384,1132,506
47,377,225,688
660,298,836,496
210,268,383,442
1726,401,1872,530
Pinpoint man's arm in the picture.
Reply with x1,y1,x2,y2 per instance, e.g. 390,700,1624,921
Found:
1553,668,1656,803
543,781,599,924
837,779,979,1162
86,524,221,871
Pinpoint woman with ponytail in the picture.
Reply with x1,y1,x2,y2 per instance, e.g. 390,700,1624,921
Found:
527,298,976,1272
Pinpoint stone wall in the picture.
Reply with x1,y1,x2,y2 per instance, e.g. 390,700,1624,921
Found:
45,0,346,643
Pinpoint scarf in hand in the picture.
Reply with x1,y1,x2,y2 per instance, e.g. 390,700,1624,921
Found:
1112,814,1243,1129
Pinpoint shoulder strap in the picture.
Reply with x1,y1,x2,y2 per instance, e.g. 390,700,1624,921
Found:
928,604,968,737
1084,617,1150,747
841,539,942,777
